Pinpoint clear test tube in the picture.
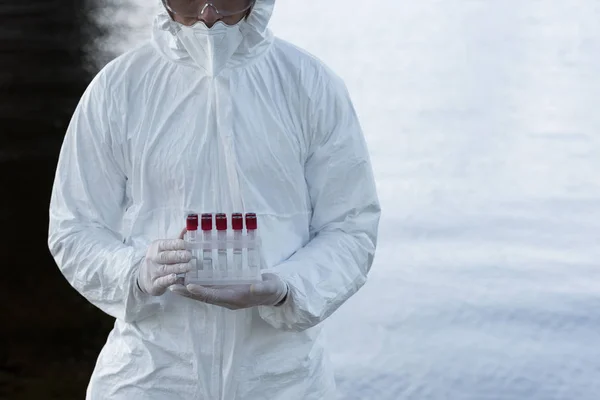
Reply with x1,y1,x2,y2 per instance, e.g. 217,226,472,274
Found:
245,213,258,274
201,213,213,277
186,213,199,241
232,213,243,271
183,213,198,284
215,213,228,276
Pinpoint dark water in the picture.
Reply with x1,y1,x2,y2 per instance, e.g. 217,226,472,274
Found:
0,1,117,398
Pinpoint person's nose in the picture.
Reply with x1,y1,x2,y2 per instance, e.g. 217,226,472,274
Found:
198,3,221,28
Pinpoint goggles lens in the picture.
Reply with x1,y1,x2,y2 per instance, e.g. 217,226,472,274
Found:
165,0,254,18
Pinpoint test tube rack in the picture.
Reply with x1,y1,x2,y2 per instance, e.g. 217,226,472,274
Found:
183,212,262,286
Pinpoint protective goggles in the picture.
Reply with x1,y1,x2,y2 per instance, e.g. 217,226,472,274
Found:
163,0,255,18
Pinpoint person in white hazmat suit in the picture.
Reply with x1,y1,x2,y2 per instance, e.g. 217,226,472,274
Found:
48,0,380,398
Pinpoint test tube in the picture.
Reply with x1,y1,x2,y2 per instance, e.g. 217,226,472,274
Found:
201,213,213,277
182,213,198,284
245,213,258,274
232,213,243,271
186,213,199,241
215,213,228,275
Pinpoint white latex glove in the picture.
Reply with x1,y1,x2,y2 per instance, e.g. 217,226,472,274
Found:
137,238,193,296
170,273,289,310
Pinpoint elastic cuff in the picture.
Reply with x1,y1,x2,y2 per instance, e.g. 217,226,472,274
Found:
274,282,289,307
135,276,147,295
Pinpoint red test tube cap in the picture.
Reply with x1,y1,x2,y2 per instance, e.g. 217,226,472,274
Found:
232,213,243,230
245,213,257,230
186,213,198,231
201,213,212,231
216,213,227,231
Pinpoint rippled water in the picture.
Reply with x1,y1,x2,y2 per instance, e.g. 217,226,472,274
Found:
83,1,600,398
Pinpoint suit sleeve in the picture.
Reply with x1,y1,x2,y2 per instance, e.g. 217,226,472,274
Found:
259,71,381,331
48,70,163,323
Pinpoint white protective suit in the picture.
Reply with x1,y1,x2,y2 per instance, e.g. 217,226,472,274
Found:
48,1,380,399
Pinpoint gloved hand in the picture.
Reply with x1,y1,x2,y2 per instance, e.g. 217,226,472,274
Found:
170,273,289,310
137,238,193,296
